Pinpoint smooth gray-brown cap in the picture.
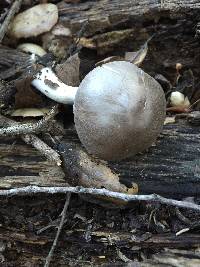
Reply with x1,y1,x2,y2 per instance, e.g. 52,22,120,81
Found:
74,61,166,161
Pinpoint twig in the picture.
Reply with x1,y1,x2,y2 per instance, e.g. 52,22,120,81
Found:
0,185,200,212
0,111,61,165
0,105,58,136
37,217,68,235
23,134,61,165
67,20,89,57
0,0,22,43
44,193,71,267
175,207,192,225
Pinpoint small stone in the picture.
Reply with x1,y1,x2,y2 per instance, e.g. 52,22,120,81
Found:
9,4,58,39
52,24,71,37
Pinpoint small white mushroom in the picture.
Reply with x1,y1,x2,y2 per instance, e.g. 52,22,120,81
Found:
170,91,190,108
17,43,47,57
32,61,166,161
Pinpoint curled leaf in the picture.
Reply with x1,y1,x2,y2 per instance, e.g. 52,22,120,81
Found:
125,34,155,66
95,56,122,67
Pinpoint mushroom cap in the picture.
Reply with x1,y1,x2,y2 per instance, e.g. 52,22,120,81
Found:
74,61,166,161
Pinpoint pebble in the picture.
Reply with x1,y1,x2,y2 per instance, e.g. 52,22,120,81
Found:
9,4,58,38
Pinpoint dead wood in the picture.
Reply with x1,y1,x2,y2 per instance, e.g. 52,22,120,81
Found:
0,122,200,199
0,0,22,43
58,0,200,90
0,1,200,265
0,227,199,266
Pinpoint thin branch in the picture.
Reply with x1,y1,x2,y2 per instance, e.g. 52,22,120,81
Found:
67,20,88,57
0,185,200,212
0,0,22,43
44,193,71,267
22,134,61,165
37,217,68,235
0,105,58,136
0,111,61,165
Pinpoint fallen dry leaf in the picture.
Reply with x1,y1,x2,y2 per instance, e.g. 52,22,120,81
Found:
55,53,80,86
164,117,176,125
79,29,134,54
95,56,122,67
125,34,155,66
15,76,44,108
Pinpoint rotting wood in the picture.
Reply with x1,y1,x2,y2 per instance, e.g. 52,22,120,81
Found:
0,122,200,199
0,229,200,249
0,137,66,188
0,1,200,265
58,0,200,36
0,227,199,266
58,0,200,93
0,0,22,43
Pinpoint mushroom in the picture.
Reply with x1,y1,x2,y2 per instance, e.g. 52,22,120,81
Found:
170,91,190,109
32,61,166,161
17,43,47,57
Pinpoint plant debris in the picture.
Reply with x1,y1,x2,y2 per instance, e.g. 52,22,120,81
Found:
0,0,200,266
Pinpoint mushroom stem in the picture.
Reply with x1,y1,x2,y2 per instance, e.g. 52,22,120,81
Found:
31,67,78,104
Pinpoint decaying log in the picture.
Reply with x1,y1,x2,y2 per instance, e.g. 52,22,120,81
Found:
1,1,200,265
108,249,200,267
0,1,200,200
58,0,200,92
114,122,200,198
0,229,199,249
0,227,199,266
0,136,66,188
58,0,200,36
0,122,200,199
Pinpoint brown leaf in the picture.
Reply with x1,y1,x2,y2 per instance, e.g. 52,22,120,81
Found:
55,53,80,86
79,29,134,55
125,48,147,66
125,34,155,66
95,56,122,67
15,76,43,109
164,117,176,125
95,34,155,67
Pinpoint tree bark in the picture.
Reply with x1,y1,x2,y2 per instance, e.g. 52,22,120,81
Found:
58,0,200,36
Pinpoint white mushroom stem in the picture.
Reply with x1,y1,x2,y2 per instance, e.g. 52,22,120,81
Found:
31,67,78,104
